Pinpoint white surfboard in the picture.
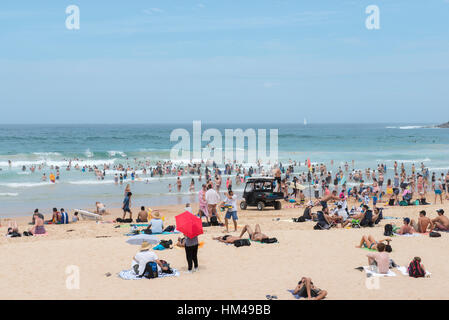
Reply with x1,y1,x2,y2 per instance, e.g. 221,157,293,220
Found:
75,209,102,221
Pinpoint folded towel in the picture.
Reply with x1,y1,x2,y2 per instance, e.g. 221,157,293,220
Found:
152,244,166,251
363,266,396,277
118,268,180,280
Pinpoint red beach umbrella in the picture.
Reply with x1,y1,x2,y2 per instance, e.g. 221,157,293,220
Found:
175,211,203,239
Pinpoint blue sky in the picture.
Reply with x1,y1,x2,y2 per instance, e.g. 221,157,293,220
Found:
0,0,448,124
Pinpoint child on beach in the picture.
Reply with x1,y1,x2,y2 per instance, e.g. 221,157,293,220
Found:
221,190,238,232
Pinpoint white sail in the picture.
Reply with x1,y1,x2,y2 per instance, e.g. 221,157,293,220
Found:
304,118,307,126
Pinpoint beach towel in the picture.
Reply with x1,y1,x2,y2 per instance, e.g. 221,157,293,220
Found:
152,244,166,251
393,233,421,237
287,289,302,299
396,266,431,277
118,268,180,280
363,266,396,277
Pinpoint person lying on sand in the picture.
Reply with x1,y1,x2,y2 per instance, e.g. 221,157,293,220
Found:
239,224,269,241
292,277,327,300
410,210,433,233
212,235,241,244
6,221,21,238
356,235,392,251
432,209,449,231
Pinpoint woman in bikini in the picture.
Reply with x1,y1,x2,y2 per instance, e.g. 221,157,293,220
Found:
239,224,269,241
212,235,241,244
356,235,392,251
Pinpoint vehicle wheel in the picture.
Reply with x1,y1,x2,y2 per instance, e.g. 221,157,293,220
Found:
257,201,265,211
274,201,282,210
240,201,247,210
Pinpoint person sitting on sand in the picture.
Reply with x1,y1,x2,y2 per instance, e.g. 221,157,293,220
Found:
96,202,107,215
356,235,392,251
6,221,21,238
397,217,415,235
31,208,44,225
366,242,390,274
212,234,242,244
432,209,449,231
60,208,69,224
50,207,61,224
145,211,163,234
291,277,327,300
239,224,269,241
136,206,148,223
131,241,164,276
410,210,433,233
29,213,46,235
72,212,79,223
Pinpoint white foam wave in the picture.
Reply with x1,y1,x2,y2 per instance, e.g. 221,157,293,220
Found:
68,180,115,185
0,192,19,197
0,182,54,188
107,151,127,157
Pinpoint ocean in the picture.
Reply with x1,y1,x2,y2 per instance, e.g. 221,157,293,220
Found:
1,123,449,217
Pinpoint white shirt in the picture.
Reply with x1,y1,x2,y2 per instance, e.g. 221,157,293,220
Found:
224,194,237,211
205,189,220,205
150,218,163,234
132,250,158,275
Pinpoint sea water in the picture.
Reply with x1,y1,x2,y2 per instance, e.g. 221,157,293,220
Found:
1,123,448,217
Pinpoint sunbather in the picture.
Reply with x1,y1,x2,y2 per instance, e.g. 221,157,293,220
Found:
292,277,327,300
356,235,392,251
366,242,390,274
432,209,449,231
397,217,415,235
239,224,269,241
212,235,241,244
410,210,433,233
6,221,21,238
29,213,46,235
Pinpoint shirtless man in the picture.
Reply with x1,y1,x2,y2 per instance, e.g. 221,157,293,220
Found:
397,217,415,235
432,209,449,231
273,166,282,192
239,224,269,241
410,210,433,233
137,206,148,222
212,234,241,244
292,277,327,300
315,190,340,210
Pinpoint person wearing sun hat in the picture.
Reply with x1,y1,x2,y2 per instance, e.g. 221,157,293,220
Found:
132,241,163,276
145,210,164,234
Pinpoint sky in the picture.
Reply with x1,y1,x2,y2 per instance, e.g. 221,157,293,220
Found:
0,0,448,124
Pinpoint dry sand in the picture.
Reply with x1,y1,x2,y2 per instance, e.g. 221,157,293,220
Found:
1,200,449,300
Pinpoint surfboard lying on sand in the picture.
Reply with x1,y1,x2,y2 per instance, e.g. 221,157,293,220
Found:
75,209,102,221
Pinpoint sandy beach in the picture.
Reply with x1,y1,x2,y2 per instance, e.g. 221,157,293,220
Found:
1,200,448,300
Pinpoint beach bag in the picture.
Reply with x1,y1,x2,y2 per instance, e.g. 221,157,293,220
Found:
163,225,175,232
159,239,173,248
202,222,211,227
408,260,425,278
384,224,393,237
399,200,408,206
261,237,278,244
293,216,306,223
414,200,420,206
388,198,395,206
141,261,159,279
360,210,373,227
210,216,219,226
234,239,251,247
429,232,441,238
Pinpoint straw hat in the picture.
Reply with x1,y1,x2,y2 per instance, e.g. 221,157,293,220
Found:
152,211,161,219
140,241,151,251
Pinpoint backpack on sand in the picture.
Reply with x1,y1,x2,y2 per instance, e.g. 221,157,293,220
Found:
408,260,425,278
384,224,393,237
141,261,159,279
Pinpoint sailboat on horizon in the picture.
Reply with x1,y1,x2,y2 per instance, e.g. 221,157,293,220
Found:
303,118,307,126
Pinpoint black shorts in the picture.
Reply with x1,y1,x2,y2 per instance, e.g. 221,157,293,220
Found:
275,177,281,184
123,208,131,213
